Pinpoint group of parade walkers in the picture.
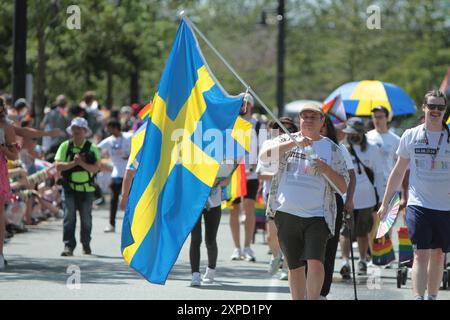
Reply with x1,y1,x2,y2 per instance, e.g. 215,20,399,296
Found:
192,89,449,301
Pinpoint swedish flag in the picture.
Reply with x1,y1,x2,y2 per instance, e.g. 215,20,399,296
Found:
121,18,249,284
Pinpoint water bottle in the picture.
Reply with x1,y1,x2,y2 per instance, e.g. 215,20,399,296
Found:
303,145,317,161
303,145,317,174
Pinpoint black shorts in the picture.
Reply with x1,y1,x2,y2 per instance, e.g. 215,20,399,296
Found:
274,211,331,269
232,179,259,204
340,207,374,238
406,205,450,252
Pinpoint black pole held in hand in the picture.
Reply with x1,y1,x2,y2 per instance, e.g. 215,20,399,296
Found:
344,210,358,300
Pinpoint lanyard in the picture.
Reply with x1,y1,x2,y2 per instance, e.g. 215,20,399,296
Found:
423,128,444,161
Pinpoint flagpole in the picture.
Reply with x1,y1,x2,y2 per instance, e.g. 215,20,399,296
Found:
181,14,343,196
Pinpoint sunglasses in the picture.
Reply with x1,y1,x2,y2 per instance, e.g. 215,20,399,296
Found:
426,104,446,111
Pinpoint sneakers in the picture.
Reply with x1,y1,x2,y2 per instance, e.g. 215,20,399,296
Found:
426,295,437,300
319,295,328,300
202,267,215,283
230,248,242,261
191,272,201,287
93,196,105,206
268,252,282,276
104,225,115,233
358,260,367,275
243,247,256,262
0,254,5,270
279,268,288,281
61,246,74,257
82,245,92,255
340,262,351,279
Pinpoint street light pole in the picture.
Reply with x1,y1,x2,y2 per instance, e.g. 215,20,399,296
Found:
276,0,285,118
12,0,28,103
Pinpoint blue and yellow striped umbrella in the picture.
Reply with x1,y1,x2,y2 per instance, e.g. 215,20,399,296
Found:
324,80,416,117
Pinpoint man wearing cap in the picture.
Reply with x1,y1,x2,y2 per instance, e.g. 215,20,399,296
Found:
55,117,101,256
259,103,349,300
378,90,450,300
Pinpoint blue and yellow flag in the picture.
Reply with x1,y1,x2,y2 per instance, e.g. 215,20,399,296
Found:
121,18,249,284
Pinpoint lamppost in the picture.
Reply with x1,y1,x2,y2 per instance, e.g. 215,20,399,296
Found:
12,0,28,103
276,0,285,118
261,0,286,118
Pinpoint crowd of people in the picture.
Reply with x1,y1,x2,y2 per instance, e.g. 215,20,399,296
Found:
1,88,449,301
0,91,140,264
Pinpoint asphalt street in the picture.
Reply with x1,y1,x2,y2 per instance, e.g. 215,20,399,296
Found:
2,204,450,300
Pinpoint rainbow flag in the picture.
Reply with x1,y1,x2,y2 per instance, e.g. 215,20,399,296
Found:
255,192,266,219
138,102,153,120
322,94,347,124
372,234,396,266
398,227,413,268
446,116,449,128
221,161,247,208
439,67,450,96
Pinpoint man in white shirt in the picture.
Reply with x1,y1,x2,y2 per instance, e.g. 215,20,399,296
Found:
367,106,400,186
98,119,132,232
378,90,450,300
259,103,349,300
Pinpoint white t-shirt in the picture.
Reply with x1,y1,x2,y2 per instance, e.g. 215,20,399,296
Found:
273,137,333,218
348,143,386,210
339,143,354,171
367,129,400,188
98,132,132,178
256,139,279,199
397,124,450,211
206,186,222,209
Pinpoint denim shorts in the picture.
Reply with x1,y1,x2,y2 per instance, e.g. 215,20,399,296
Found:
406,205,450,252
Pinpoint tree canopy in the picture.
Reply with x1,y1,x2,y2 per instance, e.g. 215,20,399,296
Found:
1,0,449,124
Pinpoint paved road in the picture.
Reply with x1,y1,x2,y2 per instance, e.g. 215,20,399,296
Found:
1,205,449,300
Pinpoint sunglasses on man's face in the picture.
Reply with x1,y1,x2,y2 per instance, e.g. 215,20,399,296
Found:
426,104,446,111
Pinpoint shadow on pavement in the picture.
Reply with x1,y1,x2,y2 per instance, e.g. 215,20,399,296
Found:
0,255,141,285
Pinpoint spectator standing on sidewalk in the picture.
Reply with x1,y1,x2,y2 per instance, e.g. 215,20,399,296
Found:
0,96,19,270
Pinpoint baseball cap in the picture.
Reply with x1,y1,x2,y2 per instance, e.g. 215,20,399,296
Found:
298,102,324,116
371,105,390,117
342,117,365,134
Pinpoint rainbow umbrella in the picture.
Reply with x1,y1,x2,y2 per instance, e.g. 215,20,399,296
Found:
324,80,416,117
447,116,449,128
